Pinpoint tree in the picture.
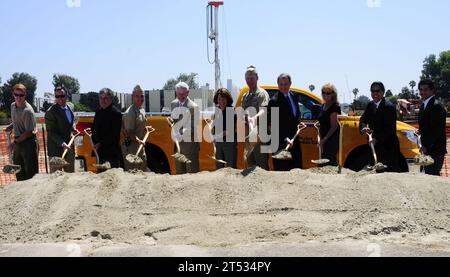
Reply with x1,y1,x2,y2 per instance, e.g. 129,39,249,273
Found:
163,73,199,90
309,85,315,92
352,95,370,110
52,74,80,101
385,89,393,97
79,91,121,112
352,88,359,100
409,80,416,92
421,50,450,99
73,103,92,112
1,72,38,112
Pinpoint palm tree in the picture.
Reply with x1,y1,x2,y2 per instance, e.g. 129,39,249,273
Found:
409,80,416,92
309,85,315,92
352,88,359,100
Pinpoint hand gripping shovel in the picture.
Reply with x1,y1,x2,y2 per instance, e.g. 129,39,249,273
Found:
414,131,434,166
272,124,307,161
311,122,330,165
83,128,111,171
204,118,227,166
2,131,22,174
166,117,191,164
49,130,81,170
365,130,388,171
125,126,155,167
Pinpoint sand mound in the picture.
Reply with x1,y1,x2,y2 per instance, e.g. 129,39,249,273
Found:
0,168,449,248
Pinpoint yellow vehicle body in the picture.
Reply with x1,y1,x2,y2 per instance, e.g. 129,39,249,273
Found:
75,86,420,174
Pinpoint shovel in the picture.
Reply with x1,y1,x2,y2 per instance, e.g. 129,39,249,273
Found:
272,123,307,160
364,130,388,171
311,122,330,165
2,131,22,174
204,118,227,166
83,128,111,171
244,113,258,163
166,117,191,164
414,131,434,166
49,130,81,170
125,126,156,167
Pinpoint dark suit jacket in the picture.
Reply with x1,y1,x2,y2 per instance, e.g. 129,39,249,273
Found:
359,98,400,170
269,91,303,169
419,96,447,156
269,91,302,151
92,105,123,160
45,104,75,157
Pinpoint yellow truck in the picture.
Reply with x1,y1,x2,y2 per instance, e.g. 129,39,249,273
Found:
75,86,420,173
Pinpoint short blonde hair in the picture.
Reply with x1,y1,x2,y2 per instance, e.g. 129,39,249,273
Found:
321,83,339,104
13,83,27,94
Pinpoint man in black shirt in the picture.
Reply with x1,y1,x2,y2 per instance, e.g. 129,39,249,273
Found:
92,88,123,168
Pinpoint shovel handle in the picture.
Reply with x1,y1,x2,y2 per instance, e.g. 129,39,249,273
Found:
284,125,307,151
83,128,100,164
135,126,156,156
62,130,80,159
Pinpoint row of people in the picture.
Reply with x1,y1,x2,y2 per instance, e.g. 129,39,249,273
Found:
3,69,446,180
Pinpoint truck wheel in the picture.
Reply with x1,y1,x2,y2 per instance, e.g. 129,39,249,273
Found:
348,153,374,172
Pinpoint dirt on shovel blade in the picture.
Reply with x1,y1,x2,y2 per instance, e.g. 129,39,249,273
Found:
126,154,144,165
272,150,293,161
312,159,330,165
415,154,434,166
173,153,191,164
95,162,111,171
2,165,21,174
49,157,69,167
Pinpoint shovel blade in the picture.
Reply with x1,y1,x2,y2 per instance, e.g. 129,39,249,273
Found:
311,159,330,165
172,153,191,164
49,157,69,169
414,154,434,166
2,164,21,174
94,162,111,171
272,150,293,161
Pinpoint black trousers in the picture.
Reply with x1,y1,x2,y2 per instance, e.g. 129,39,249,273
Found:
424,154,445,176
13,136,39,181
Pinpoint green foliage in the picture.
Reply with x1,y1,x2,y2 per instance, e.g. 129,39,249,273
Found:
352,95,370,110
73,103,92,112
309,85,315,92
52,74,80,101
398,86,419,100
79,91,121,112
421,50,450,99
0,72,38,112
352,88,359,99
385,89,393,97
0,111,8,119
163,73,199,90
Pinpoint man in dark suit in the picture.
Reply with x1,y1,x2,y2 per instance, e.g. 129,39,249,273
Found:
45,85,77,173
269,73,303,171
92,88,123,169
359,82,401,172
418,79,447,176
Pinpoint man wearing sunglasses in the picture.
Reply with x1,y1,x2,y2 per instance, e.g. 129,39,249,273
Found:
359,81,401,172
3,83,39,180
45,85,77,173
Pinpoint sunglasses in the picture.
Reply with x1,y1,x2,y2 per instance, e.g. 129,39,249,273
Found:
14,93,25,97
322,92,333,96
371,89,382,93
55,95,66,99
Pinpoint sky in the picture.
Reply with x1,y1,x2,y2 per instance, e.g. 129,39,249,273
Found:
1,0,450,103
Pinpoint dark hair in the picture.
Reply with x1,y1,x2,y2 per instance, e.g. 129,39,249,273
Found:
418,79,435,91
54,84,67,95
213,88,234,106
277,73,292,84
370,82,385,93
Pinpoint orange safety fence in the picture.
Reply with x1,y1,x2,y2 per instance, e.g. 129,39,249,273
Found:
0,127,49,186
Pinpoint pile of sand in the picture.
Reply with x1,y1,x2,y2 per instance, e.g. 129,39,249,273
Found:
0,168,449,249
